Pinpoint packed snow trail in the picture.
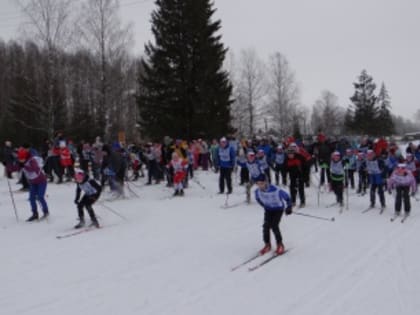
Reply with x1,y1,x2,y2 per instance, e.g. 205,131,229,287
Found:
1,168,420,315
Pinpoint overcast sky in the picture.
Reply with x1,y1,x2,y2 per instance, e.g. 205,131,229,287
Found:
1,0,419,119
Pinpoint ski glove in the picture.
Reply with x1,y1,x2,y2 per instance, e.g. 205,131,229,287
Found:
285,207,292,215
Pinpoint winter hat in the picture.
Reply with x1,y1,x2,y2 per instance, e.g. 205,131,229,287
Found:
74,169,85,181
317,133,326,142
332,151,341,157
255,174,266,183
247,151,256,157
17,148,29,161
220,137,227,143
397,163,407,169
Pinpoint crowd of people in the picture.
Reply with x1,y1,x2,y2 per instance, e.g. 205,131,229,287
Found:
1,132,419,254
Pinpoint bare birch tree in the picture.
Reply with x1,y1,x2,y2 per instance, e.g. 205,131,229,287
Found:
234,48,267,137
16,0,74,138
76,0,134,141
266,52,300,138
310,90,344,136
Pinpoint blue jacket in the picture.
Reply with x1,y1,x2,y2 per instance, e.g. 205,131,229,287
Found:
216,145,236,168
255,184,292,211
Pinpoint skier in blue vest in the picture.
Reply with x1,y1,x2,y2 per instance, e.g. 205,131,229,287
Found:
255,174,292,255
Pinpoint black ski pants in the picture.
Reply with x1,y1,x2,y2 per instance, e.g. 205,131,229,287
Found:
395,186,410,213
289,174,305,204
262,210,283,244
331,179,344,204
77,195,98,221
219,167,233,193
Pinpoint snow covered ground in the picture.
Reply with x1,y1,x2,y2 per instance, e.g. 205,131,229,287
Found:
1,165,420,315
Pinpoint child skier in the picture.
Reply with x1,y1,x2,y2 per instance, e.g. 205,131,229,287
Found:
273,145,287,186
366,149,386,209
237,151,264,203
356,152,368,195
342,148,356,189
387,164,417,217
74,169,101,228
329,151,345,207
167,152,188,196
255,174,292,255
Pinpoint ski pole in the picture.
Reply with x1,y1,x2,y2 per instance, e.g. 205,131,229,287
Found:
224,192,229,207
6,177,19,222
99,202,128,221
345,169,349,210
192,177,205,189
125,182,139,198
317,185,320,207
293,211,335,222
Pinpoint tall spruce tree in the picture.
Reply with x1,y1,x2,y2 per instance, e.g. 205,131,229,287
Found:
137,0,233,140
376,82,394,135
348,70,378,135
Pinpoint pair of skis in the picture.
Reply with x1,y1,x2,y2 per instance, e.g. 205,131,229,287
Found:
326,202,345,214
231,249,290,272
56,226,100,239
56,223,118,239
390,213,410,223
361,205,385,214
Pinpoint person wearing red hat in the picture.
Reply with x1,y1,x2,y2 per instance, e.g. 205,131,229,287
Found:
17,147,49,221
74,169,101,228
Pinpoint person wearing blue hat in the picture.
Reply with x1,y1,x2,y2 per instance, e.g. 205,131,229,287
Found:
254,174,292,255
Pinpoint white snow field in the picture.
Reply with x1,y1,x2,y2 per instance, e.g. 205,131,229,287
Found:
1,165,420,315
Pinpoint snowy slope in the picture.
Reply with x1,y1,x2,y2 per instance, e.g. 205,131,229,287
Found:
1,166,420,315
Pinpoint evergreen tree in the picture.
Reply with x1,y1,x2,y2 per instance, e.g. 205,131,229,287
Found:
348,70,378,135
138,0,233,140
376,82,394,135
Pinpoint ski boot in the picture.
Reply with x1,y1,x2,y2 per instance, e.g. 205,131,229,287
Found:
26,213,39,222
275,242,285,255
39,212,49,221
259,243,271,255
89,219,100,228
74,219,85,229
